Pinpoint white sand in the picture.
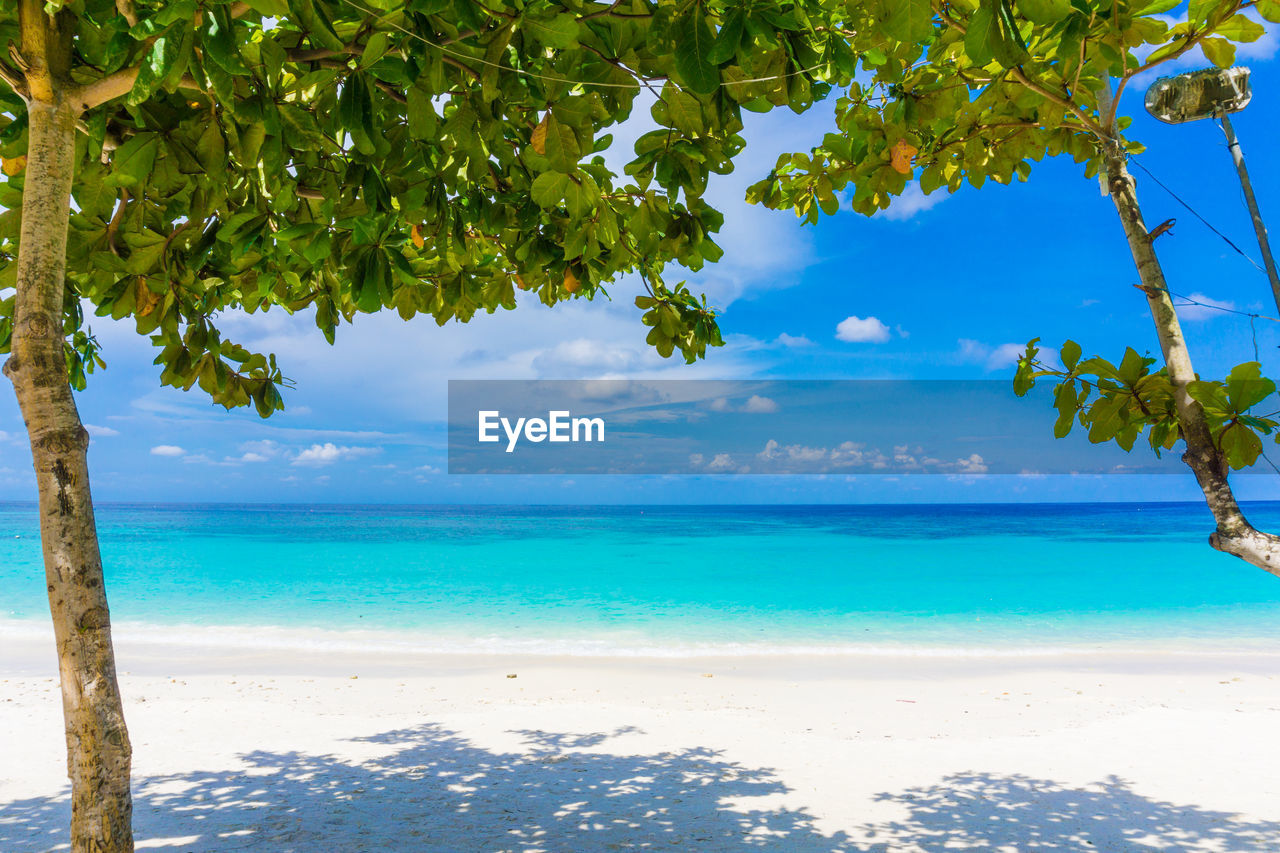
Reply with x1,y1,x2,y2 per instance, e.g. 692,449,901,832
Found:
3,634,1280,852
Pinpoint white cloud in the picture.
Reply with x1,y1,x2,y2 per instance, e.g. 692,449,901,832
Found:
705,453,737,472
776,333,814,348
530,338,641,377
707,395,779,414
85,424,119,437
836,315,891,343
958,339,1034,371
292,442,379,467
1175,292,1235,322
953,453,989,474
879,182,948,222
742,395,779,414
150,445,185,457
240,439,282,457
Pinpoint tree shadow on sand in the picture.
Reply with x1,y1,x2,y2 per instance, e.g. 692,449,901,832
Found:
2,725,1278,852
862,772,1280,852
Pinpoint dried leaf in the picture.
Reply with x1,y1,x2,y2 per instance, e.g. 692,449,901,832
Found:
410,223,424,249
530,114,549,156
563,267,580,293
136,278,162,317
1,156,26,176
890,139,917,175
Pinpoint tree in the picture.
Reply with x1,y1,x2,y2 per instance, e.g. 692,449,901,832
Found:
0,1,855,848
747,0,1280,575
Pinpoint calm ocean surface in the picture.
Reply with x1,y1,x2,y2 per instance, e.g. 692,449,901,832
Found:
3,502,1280,656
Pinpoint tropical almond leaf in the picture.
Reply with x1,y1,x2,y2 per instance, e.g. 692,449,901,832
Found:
675,5,720,95
884,0,935,42
890,139,917,175
530,114,549,156
1201,37,1236,67
964,2,998,65
563,266,581,293
1017,0,1073,24
531,171,568,209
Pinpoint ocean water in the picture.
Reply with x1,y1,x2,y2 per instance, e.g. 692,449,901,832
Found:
3,502,1280,656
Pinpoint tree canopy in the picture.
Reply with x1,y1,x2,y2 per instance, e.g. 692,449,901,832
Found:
0,0,858,416
748,0,1280,479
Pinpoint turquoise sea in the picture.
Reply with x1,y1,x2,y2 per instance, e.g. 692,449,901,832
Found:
3,502,1280,656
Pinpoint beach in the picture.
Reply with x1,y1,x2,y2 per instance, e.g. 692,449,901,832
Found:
4,633,1280,852
6,503,1280,850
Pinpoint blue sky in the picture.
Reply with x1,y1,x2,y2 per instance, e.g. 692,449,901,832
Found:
3,27,1280,505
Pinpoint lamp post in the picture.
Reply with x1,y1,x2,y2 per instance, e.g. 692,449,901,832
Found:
1145,66,1280,314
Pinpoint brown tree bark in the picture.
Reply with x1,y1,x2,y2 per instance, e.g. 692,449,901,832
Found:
3,3,134,851
1104,146,1280,578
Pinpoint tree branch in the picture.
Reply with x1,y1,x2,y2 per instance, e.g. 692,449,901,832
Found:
74,67,139,111
1008,67,1106,139
0,61,27,99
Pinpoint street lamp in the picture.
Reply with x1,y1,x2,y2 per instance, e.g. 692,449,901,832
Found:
1145,66,1280,314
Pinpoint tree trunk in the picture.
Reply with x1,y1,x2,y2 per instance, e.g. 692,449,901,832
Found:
3,5,134,851
1104,147,1280,578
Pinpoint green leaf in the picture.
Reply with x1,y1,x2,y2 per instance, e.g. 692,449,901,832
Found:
531,171,569,209
195,121,226,173
1188,0,1219,24
1053,382,1078,437
656,87,705,135
1017,0,1073,23
407,86,437,139
128,32,184,105
360,32,391,67
105,133,160,188
523,13,579,48
285,0,344,50
1201,37,1236,67
543,115,581,173
202,8,248,75
1219,422,1263,469
992,0,1029,67
708,8,746,64
965,2,998,66
1060,339,1081,370
562,173,599,218
1116,347,1150,386
675,5,720,95
1225,361,1275,412
1136,0,1181,14
1187,380,1230,413
884,0,934,42
1214,14,1265,42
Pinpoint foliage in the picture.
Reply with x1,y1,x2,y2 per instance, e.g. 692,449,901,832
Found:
749,0,1276,218
747,0,1280,466
1015,339,1278,469
0,0,856,415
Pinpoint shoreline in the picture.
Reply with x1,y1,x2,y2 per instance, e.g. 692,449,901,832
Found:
5,617,1280,680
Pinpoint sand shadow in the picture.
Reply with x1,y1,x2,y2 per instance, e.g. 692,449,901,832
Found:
861,771,1280,851
2,726,1277,851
